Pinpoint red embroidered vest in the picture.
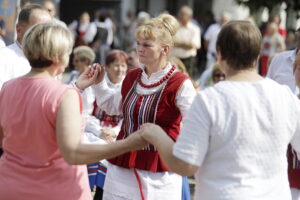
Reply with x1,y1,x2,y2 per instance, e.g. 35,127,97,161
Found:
109,68,188,172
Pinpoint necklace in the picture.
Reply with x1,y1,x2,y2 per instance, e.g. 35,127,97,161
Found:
137,65,176,88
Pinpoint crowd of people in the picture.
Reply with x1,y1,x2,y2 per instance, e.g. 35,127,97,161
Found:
0,1,300,200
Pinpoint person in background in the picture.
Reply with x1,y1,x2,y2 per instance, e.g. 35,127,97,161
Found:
288,51,300,200
204,12,230,70
0,4,52,90
68,11,94,47
140,20,300,200
89,12,111,64
42,0,67,28
260,22,285,76
91,13,196,200
126,48,140,70
211,65,225,84
173,5,201,78
65,45,96,84
0,22,146,200
197,63,225,88
286,29,297,50
84,50,128,200
266,27,300,92
20,0,31,9
267,14,286,39
0,19,6,48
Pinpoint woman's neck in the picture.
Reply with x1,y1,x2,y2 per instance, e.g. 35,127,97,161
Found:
225,67,263,82
144,59,168,77
25,67,57,78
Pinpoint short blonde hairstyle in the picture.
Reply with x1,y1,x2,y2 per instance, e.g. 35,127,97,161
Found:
73,46,95,65
23,23,73,68
135,13,179,49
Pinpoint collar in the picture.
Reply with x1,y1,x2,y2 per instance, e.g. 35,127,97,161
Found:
288,49,297,62
105,72,123,88
141,62,172,80
16,40,22,49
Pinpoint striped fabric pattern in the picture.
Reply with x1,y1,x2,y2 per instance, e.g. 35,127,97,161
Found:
122,81,166,152
87,162,107,189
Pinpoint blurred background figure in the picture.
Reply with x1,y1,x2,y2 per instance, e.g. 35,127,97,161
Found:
268,14,286,39
211,65,225,84
286,29,297,50
82,50,128,200
68,11,94,47
42,0,67,27
204,11,230,70
173,5,201,78
0,19,6,48
260,22,286,76
197,63,225,88
267,26,300,93
0,4,52,90
65,46,96,84
126,48,140,70
89,11,111,64
20,0,31,9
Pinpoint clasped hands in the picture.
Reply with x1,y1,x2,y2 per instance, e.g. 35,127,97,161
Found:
125,123,166,151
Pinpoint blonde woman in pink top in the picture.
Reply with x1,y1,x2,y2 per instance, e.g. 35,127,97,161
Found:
0,23,146,200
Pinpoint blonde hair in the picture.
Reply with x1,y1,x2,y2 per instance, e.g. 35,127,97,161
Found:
73,45,95,65
23,23,73,68
135,13,179,48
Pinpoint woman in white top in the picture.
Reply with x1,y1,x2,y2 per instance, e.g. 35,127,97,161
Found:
140,21,300,200
88,14,196,199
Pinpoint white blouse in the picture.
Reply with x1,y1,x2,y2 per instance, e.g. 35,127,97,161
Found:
81,73,123,144
174,78,300,200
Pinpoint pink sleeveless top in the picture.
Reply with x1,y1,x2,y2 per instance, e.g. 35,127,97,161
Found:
0,77,92,200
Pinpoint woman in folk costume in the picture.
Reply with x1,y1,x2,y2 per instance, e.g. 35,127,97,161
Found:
83,50,128,200
92,13,196,200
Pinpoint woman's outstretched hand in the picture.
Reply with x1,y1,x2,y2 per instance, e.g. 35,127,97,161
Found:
75,63,105,90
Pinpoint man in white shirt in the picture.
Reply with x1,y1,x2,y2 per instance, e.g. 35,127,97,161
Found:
0,4,52,90
173,6,201,78
267,27,300,92
204,12,230,69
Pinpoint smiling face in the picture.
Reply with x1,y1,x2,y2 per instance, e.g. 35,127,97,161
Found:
136,38,164,66
106,59,128,84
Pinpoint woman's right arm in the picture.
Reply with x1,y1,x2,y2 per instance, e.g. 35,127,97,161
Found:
56,89,146,165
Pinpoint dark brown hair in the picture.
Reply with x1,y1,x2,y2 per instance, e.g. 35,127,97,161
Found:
18,4,47,25
105,50,128,66
216,20,262,70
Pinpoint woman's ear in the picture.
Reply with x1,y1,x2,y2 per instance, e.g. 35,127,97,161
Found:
161,45,170,56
